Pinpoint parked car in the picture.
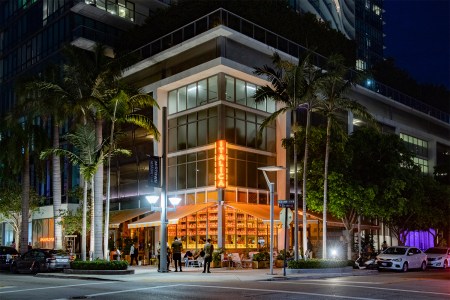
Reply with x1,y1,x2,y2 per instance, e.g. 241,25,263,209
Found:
10,249,72,274
0,246,19,270
425,247,450,269
377,246,427,272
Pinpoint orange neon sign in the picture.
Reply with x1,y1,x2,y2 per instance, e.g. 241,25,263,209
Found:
215,140,228,188
39,237,55,242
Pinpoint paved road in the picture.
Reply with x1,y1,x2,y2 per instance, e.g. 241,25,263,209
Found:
0,266,448,299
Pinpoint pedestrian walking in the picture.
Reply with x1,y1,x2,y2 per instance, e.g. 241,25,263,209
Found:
171,237,183,272
130,243,138,266
202,238,214,273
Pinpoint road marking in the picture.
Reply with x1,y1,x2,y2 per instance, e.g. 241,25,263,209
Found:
74,284,184,298
0,282,113,294
305,280,383,285
278,281,450,297
182,284,382,299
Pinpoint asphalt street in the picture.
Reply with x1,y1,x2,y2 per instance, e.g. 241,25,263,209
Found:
0,265,449,299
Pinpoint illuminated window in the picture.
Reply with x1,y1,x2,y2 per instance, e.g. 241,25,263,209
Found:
400,133,429,173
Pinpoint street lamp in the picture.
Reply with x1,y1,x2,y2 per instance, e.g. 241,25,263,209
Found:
145,195,181,273
258,165,285,275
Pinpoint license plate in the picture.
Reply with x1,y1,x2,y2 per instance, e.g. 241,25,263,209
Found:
57,259,68,263
382,262,388,266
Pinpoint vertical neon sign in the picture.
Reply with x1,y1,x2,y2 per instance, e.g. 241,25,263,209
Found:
215,140,227,188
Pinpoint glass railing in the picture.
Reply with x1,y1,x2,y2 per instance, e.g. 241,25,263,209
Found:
124,8,449,125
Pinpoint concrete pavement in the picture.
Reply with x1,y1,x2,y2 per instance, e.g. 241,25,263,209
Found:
37,264,376,282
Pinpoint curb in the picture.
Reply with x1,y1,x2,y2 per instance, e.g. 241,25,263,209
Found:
286,266,353,274
64,269,135,275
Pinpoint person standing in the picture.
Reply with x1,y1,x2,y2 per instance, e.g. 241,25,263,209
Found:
382,241,388,252
202,238,214,273
130,243,138,266
157,241,171,272
171,237,183,272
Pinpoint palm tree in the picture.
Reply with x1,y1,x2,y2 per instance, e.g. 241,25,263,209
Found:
254,52,324,260
40,124,130,260
102,90,160,259
17,66,73,250
316,54,377,258
0,114,48,254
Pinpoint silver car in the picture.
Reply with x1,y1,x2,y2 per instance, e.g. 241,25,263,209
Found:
425,247,450,269
10,249,72,274
377,246,427,272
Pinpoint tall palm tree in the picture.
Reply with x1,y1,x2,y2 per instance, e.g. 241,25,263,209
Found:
40,124,130,260
0,114,48,254
102,90,160,259
254,52,324,259
17,66,73,250
316,54,376,258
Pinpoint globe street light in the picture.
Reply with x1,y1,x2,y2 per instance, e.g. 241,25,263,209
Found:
258,165,285,275
146,195,181,272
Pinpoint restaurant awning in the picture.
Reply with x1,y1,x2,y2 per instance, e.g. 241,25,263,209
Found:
225,203,283,224
128,202,217,229
109,208,151,228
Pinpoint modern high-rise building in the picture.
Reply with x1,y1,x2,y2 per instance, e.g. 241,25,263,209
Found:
289,0,384,71
0,0,168,248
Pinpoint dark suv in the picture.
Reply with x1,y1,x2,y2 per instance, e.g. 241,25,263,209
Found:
0,246,19,270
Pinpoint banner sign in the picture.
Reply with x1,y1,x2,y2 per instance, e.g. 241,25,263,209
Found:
148,156,161,187
215,140,228,188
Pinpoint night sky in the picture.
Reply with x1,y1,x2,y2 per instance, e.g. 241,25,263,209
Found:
383,0,450,90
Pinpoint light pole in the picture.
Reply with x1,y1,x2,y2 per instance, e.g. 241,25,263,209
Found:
146,195,181,272
258,165,285,275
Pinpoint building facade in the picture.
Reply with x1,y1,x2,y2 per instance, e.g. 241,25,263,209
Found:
115,9,449,260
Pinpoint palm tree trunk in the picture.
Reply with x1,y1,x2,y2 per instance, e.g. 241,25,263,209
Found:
94,117,104,259
81,178,88,261
104,100,118,260
90,177,95,260
302,108,311,258
52,123,63,250
322,118,332,259
20,146,30,255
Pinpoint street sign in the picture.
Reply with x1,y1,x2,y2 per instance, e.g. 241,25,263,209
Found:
148,156,161,187
280,208,294,226
278,199,295,208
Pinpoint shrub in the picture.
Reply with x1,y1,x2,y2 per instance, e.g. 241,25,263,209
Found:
71,259,129,270
253,251,270,262
287,259,350,269
276,249,292,260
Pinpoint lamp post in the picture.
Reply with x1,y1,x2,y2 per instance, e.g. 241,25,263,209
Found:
258,166,285,275
146,195,181,272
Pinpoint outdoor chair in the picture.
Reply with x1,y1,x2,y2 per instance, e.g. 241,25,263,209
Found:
231,253,243,269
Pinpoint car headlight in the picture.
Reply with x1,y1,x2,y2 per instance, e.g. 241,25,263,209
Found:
392,258,402,262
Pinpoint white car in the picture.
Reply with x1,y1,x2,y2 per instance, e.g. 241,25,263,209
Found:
425,247,450,269
377,246,427,272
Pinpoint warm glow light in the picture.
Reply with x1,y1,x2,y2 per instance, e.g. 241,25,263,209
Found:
39,237,54,242
215,140,228,188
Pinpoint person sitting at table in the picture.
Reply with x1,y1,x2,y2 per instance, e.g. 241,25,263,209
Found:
184,250,194,266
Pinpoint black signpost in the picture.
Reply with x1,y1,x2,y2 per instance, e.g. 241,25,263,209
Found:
278,200,294,276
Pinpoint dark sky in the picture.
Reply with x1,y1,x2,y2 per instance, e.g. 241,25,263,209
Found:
383,0,450,89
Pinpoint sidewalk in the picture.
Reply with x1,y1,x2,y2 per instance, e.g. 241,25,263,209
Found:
37,264,376,282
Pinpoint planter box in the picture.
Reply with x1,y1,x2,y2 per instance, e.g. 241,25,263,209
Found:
275,260,285,268
252,261,269,269
211,261,221,268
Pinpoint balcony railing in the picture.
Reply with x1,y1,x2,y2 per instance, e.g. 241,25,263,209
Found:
124,8,449,125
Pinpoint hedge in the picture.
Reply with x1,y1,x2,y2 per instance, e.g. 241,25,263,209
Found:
70,259,129,270
287,259,352,269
